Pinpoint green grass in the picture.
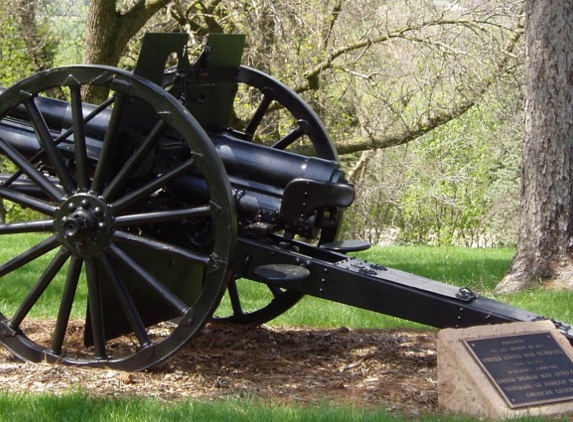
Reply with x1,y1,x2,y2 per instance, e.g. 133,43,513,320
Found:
0,234,87,318
355,245,515,292
0,392,564,422
0,393,370,421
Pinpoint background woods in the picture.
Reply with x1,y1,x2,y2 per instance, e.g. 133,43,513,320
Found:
6,0,569,292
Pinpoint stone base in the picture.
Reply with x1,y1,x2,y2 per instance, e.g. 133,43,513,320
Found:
438,320,573,419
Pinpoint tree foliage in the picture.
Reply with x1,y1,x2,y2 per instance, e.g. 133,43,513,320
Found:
344,89,523,246
0,1,49,86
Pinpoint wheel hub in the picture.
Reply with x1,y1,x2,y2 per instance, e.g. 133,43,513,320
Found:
56,194,113,256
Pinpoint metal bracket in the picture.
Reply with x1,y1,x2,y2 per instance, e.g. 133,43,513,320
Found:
456,286,477,301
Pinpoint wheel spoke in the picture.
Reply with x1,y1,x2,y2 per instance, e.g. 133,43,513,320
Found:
111,158,196,213
245,92,273,141
271,125,304,150
0,235,60,278
227,278,244,317
51,255,82,355
85,257,108,359
91,93,127,194
24,98,75,195
0,97,115,190
103,120,169,201
0,138,64,202
99,253,151,348
107,243,191,315
114,205,211,228
55,96,114,145
0,185,57,215
69,85,89,191
11,248,70,327
267,285,284,298
0,219,54,234
113,230,211,266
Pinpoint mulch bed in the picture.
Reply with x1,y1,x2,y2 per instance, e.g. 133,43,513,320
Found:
0,323,438,417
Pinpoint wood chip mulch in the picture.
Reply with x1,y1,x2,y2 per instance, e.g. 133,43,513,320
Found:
0,323,438,416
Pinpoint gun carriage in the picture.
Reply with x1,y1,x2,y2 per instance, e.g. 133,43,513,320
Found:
0,33,571,371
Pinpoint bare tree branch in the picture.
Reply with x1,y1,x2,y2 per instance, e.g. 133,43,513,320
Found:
296,18,523,94
333,17,525,155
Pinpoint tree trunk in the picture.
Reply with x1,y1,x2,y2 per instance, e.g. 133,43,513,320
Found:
496,1,573,293
84,0,123,67
83,0,172,101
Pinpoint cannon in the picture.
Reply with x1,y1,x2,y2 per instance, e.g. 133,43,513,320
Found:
0,33,571,371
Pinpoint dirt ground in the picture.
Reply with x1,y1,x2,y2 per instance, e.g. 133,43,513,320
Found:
0,323,438,417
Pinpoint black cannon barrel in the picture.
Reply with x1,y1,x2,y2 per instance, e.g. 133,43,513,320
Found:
210,132,346,188
0,90,346,190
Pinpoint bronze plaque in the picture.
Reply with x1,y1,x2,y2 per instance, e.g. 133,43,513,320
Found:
464,331,573,408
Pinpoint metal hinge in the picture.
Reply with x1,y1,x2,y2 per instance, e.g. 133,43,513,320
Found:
456,286,477,301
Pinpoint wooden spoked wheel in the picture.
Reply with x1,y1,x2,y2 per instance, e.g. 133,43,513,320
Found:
212,66,341,325
0,66,235,370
